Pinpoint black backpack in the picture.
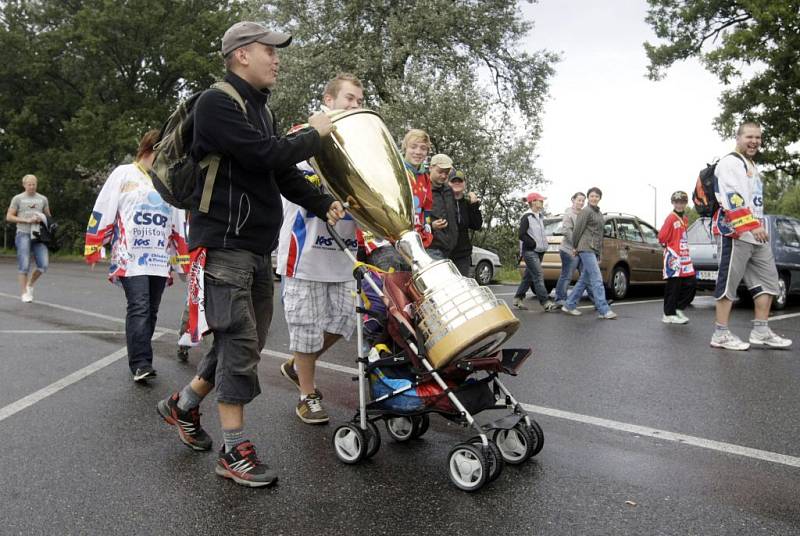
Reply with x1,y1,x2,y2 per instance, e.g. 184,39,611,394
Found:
149,82,247,213
692,152,747,217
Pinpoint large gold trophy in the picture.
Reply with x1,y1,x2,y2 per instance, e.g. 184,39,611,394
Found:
309,110,519,368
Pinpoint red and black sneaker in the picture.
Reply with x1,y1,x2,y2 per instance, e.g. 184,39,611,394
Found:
215,441,278,488
156,392,213,451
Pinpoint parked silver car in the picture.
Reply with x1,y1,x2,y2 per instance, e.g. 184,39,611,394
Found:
470,246,502,286
687,215,800,309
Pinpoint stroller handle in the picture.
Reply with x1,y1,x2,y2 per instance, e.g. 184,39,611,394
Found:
325,220,358,264
325,220,384,297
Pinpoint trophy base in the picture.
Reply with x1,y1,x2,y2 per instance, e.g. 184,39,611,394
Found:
426,303,519,368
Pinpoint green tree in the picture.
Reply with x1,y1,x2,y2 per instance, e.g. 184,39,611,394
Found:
775,183,800,218
644,0,800,201
0,0,240,251
249,0,558,264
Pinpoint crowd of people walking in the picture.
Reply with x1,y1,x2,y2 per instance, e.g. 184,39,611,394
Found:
4,20,791,490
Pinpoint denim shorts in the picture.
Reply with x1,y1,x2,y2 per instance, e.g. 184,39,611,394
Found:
16,233,49,274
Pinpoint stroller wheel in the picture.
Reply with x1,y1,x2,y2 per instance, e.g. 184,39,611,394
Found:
332,424,367,464
364,421,381,459
525,419,545,457
470,439,504,483
493,424,537,465
411,414,430,439
447,443,489,492
385,416,417,442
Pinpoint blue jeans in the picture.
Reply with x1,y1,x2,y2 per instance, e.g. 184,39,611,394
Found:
555,250,595,304
515,250,549,304
120,275,167,373
15,233,49,274
565,252,610,315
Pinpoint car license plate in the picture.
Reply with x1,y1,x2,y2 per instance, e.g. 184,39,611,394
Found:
698,270,718,281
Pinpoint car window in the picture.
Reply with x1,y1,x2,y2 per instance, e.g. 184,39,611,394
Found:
603,219,616,238
687,219,713,244
616,219,643,242
638,222,659,245
776,218,800,247
544,218,563,235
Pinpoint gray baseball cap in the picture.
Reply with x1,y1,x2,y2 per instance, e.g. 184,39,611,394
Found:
221,21,292,56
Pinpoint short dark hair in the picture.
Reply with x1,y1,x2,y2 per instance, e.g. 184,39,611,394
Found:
571,191,585,201
587,187,602,198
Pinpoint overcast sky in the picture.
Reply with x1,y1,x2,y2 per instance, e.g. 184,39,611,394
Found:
519,0,734,227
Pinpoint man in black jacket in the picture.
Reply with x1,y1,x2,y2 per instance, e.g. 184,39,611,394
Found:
427,153,459,260
447,169,483,276
157,21,344,488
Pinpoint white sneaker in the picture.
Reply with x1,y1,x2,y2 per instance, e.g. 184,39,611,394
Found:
749,329,792,348
561,305,581,316
21,291,33,303
26,285,34,301
675,309,689,322
598,310,617,320
710,331,750,351
662,314,688,324
543,300,559,312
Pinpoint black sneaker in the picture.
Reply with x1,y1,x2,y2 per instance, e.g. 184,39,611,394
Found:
133,366,157,382
279,358,323,399
177,346,190,362
156,392,213,451
215,441,278,488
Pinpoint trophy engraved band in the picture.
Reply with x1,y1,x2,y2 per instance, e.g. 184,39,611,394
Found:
309,110,519,368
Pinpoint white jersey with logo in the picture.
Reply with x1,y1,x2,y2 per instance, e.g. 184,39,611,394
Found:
85,163,188,281
713,152,763,245
276,164,357,282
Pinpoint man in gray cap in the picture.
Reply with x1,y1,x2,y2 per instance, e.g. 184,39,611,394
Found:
427,153,459,261
157,20,344,488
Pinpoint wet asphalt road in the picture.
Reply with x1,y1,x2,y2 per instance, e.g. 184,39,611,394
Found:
0,258,798,535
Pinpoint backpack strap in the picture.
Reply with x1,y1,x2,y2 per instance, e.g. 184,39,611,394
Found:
195,82,248,213
728,151,749,173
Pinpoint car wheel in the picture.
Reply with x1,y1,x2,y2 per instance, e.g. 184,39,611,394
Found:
609,265,629,300
474,260,493,286
773,273,789,311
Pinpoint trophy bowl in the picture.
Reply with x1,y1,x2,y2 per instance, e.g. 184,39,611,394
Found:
309,110,519,367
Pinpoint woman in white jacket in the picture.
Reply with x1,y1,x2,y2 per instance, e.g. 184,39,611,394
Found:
84,130,189,382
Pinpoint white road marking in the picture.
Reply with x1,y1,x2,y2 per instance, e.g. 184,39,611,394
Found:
521,404,800,468
2,292,798,468
0,332,166,423
0,330,126,334
497,296,664,308
769,311,800,322
0,292,125,325
262,349,800,468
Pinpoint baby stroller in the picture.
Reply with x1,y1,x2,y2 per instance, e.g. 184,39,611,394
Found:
326,226,544,492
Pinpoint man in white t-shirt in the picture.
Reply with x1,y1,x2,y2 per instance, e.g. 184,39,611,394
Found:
710,122,791,350
277,73,364,424
6,174,52,302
